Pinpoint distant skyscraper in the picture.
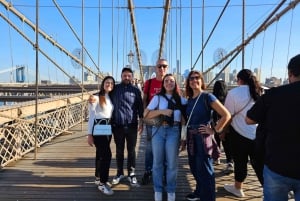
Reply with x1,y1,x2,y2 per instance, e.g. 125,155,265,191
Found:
203,71,214,84
254,68,261,82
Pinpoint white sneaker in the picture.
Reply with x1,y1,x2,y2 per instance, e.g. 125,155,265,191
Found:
224,184,245,197
288,191,294,199
112,174,124,185
98,183,114,195
168,192,176,201
154,192,162,201
94,178,100,185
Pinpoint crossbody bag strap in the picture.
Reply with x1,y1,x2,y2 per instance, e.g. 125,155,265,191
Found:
94,118,110,125
232,98,252,118
186,93,202,127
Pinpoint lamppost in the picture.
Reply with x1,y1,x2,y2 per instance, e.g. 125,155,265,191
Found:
127,50,134,69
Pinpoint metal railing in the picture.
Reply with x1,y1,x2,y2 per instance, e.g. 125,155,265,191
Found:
0,94,89,168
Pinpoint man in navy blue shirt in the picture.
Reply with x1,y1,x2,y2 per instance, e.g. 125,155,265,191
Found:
111,67,144,186
246,54,300,201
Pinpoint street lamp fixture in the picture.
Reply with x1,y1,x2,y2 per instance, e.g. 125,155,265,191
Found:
127,50,134,68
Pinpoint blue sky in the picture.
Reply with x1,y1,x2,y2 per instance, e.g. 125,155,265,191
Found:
0,0,300,84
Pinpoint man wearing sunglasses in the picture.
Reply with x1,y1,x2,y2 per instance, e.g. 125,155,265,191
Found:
141,58,169,185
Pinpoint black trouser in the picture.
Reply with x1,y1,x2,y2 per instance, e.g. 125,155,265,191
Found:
112,124,138,176
94,135,112,183
230,126,263,184
214,132,233,164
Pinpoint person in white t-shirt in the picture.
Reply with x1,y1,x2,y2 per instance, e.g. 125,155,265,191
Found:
223,69,261,198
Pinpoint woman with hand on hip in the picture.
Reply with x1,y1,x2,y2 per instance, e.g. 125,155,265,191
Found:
87,76,115,195
184,71,230,201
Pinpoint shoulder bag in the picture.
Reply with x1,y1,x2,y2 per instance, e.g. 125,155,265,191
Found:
93,118,112,136
143,96,163,126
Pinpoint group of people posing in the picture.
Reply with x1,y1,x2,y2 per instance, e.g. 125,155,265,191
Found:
87,55,300,201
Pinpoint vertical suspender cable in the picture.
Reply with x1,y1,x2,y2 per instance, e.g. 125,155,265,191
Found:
259,31,266,79
180,0,182,87
284,9,294,80
122,4,128,69
97,0,101,88
111,0,114,78
242,0,245,69
34,0,39,159
168,6,172,68
201,0,204,72
176,0,178,71
81,0,84,131
190,0,192,69
270,22,278,77
249,39,255,70
116,0,120,78
6,8,14,82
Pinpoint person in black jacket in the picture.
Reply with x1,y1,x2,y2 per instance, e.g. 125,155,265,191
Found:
246,54,300,201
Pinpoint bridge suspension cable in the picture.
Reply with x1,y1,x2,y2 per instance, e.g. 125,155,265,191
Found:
284,6,294,80
127,0,143,82
0,0,105,80
270,21,278,77
0,11,91,94
204,0,300,87
52,0,100,73
191,0,231,71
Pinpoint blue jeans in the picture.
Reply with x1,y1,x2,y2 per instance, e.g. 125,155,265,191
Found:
187,128,215,201
152,125,180,193
144,125,153,172
264,165,300,201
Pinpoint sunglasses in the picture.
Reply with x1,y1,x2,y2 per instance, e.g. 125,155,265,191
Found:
157,64,168,69
189,76,200,81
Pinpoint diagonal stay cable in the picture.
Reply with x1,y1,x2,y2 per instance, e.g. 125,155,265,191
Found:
0,11,92,95
0,0,104,80
52,0,100,72
205,0,294,87
192,0,230,71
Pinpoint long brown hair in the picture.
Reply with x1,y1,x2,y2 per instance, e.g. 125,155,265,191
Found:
157,74,182,108
98,76,115,108
185,70,206,98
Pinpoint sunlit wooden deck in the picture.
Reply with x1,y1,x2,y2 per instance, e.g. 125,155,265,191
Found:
0,122,264,201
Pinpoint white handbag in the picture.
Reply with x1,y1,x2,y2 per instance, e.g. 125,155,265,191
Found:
181,125,187,140
93,119,112,136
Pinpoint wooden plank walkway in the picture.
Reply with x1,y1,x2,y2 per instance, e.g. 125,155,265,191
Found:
0,122,264,201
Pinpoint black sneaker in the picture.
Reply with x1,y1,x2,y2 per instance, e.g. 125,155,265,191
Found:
128,172,139,187
223,162,234,175
141,171,152,185
186,193,200,201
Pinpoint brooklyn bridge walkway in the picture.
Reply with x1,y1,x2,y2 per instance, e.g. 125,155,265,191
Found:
0,122,263,201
